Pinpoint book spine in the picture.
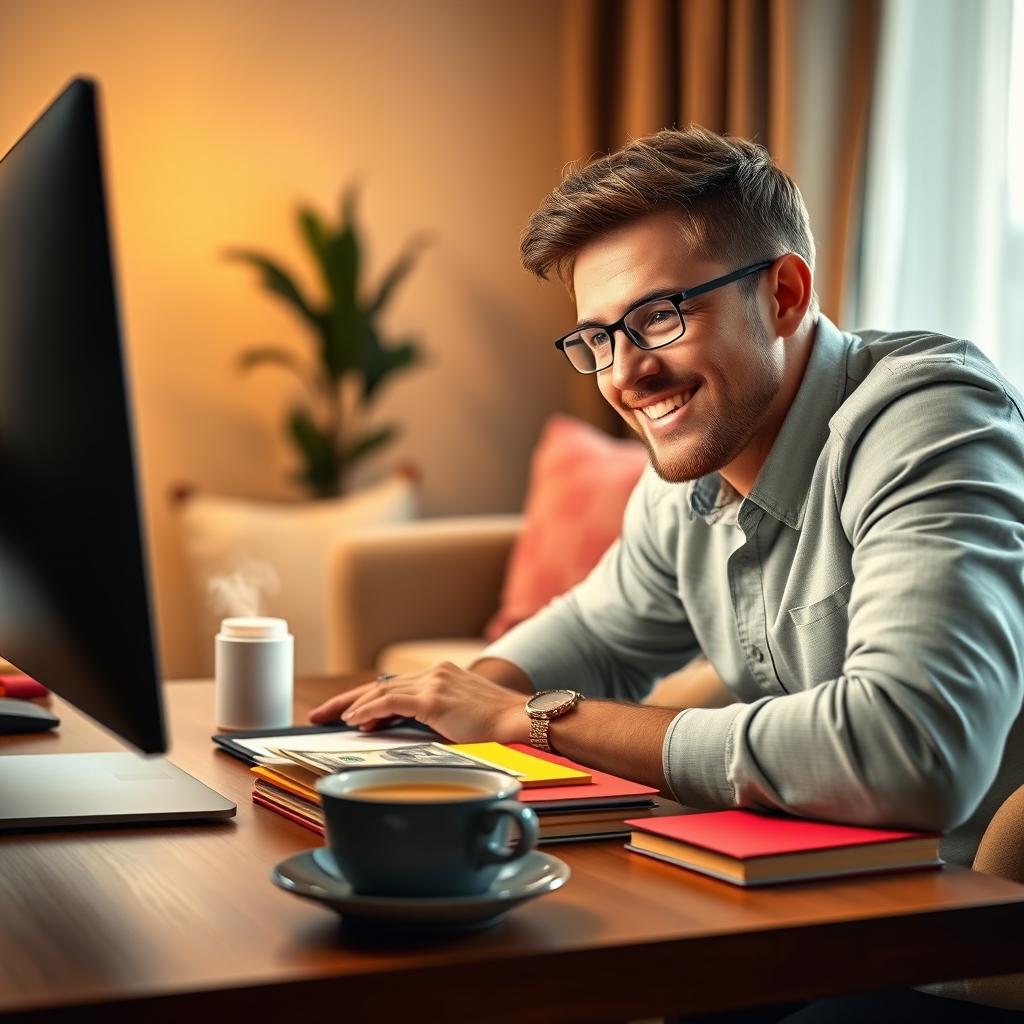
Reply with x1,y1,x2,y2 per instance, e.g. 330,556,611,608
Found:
252,793,325,837
624,843,943,887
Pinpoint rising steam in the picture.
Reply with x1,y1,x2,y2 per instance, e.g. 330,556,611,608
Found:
206,559,281,619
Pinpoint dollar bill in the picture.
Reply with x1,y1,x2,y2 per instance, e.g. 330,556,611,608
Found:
267,742,520,776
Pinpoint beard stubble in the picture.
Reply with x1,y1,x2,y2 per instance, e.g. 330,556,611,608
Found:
639,315,781,484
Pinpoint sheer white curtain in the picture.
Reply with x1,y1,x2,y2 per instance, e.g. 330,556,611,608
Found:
852,0,1024,391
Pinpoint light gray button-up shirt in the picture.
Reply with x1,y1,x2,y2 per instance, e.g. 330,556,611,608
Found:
484,315,1024,865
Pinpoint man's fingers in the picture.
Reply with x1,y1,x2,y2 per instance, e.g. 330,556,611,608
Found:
344,690,422,727
342,687,413,723
308,683,374,723
345,674,430,719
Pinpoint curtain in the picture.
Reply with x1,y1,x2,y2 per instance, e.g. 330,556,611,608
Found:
852,0,1022,392
559,0,881,432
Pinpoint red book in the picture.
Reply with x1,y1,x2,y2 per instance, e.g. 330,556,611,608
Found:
625,810,942,887
253,792,324,837
507,745,658,811
0,674,49,700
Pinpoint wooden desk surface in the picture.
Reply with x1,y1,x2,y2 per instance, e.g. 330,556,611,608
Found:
3,678,1024,1023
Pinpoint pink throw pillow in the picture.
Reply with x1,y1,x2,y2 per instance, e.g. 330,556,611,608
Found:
485,415,648,640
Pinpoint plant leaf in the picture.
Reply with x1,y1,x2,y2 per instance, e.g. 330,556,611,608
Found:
298,206,330,272
343,425,397,469
341,184,359,232
238,346,305,374
224,249,320,330
320,187,362,379
327,186,360,305
287,407,338,497
238,347,316,398
365,233,431,317
360,338,422,403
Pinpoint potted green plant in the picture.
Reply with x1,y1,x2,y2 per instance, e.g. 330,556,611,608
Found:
225,188,428,497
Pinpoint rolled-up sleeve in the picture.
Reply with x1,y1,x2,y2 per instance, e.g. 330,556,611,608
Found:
483,468,700,702
663,379,1024,831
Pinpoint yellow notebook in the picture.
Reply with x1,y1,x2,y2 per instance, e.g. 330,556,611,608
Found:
447,742,591,787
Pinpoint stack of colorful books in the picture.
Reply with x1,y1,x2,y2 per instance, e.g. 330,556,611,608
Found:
251,740,659,843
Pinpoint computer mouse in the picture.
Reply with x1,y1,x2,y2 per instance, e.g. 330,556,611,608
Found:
0,697,60,734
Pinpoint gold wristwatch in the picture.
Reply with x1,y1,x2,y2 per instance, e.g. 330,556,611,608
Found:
525,689,584,753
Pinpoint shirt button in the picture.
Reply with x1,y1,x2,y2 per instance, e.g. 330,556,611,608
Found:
750,646,764,664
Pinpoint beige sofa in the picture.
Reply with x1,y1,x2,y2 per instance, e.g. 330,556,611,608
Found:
327,515,523,675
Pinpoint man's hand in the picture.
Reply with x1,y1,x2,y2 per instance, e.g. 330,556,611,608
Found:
308,662,530,744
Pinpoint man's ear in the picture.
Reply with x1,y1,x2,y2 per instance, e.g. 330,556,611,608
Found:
768,253,813,336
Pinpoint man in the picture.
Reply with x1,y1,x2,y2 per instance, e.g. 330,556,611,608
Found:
312,126,1024,937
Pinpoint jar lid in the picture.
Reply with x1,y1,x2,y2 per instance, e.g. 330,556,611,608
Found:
220,616,288,639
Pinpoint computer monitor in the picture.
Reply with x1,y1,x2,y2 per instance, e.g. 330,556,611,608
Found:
0,78,234,829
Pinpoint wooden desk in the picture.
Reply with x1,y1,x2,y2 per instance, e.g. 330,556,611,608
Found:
3,678,1024,1023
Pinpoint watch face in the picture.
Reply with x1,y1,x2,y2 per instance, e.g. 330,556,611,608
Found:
529,689,575,713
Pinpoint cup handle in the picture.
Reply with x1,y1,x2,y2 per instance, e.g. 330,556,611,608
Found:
474,801,539,866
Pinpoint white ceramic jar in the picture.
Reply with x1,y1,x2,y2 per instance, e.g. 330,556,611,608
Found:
215,616,294,730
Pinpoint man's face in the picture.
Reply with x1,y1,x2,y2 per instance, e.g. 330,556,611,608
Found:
572,210,783,484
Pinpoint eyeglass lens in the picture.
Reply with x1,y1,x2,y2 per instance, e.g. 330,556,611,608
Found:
562,299,685,373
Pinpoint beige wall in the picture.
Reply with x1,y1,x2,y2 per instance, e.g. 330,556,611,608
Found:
0,0,572,677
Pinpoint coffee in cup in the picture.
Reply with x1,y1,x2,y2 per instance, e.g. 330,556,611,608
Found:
316,767,539,898
345,782,488,802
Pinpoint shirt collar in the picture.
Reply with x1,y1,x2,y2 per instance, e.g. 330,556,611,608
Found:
686,315,851,530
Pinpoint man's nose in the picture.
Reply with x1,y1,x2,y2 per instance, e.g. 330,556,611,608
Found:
608,329,660,390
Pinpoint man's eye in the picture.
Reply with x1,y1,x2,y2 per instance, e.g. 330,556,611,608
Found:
647,310,672,326
590,332,610,346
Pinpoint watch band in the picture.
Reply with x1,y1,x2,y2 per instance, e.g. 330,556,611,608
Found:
529,713,554,753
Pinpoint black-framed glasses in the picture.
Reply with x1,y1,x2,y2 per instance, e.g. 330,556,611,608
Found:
553,259,775,374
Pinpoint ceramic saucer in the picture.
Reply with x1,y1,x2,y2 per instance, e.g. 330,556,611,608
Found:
271,847,570,934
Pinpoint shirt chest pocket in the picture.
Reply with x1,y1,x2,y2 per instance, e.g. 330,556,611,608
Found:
788,581,853,627
779,581,853,686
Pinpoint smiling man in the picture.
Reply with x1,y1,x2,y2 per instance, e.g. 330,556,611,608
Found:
311,128,1024,890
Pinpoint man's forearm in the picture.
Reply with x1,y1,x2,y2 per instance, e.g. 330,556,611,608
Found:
470,657,535,694
475,656,674,790
545,700,677,791
475,651,735,711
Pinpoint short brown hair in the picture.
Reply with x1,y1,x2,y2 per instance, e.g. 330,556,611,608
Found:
520,126,816,304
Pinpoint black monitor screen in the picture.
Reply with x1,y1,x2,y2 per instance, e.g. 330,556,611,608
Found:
0,78,166,753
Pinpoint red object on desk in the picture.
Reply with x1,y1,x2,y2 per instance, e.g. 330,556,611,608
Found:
0,674,49,700
625,809,942,887
252,793,324,836
508,745,659,805
628,810,939,857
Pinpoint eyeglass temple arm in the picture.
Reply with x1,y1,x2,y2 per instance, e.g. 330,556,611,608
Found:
677,259,776,302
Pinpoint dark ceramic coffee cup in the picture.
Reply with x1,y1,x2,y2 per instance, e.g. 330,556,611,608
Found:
316,766,539,898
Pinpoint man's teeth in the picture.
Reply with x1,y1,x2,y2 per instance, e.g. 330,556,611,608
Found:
640,389,696,420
